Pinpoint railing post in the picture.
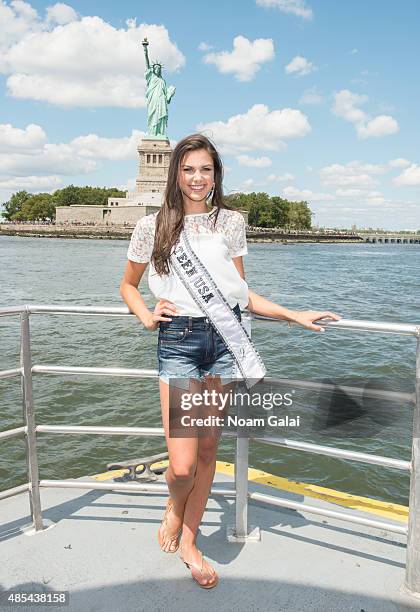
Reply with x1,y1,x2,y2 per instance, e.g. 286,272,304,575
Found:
20,310,44,532
228,391,260,543
235,400,249,539
405,335,420,595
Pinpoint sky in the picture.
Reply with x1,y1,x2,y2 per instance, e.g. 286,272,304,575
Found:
0,0,419,230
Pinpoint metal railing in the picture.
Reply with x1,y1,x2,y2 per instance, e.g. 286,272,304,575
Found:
0,303,419,596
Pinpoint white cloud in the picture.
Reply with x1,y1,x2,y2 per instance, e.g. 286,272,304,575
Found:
233,178,257,193
237,154,272,167
388,158,410,168
0,124,149,203
256,0,313,20
320,160,411,191
351,162,388,175
320,162,386,189
285,55,316,76
335,188,367,198
393,164,420,186
6,73,149,108
356,115,399,139
360,194,386,205
0,123,145,180
0,146,97,176
283,186,386,211
299,86,323,105
203,35,274,81
267,172,295,181
69,129,146,160
335,188,385,204
0,0,41,49
332,89,368,123
320,159,419,199
350,48,358,54
0,174,63,191
232,172,295,191
197,103,311,155
0,122,47,151
283,186,334,201
11,0,37,19
0,4,185,108
45,2,77,24
198,41,213,51
332,89,399,139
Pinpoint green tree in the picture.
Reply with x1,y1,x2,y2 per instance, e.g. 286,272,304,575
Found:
15,193,55,221
2,191,31,220
224,193,245,210
2,185,129,222
53,185,126,207
53,185,82,207
245,193,270,225
224,191,313,229
270,197,290,227
290,201,312,230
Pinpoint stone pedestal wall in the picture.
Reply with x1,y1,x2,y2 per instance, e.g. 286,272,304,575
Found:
136,138,172,194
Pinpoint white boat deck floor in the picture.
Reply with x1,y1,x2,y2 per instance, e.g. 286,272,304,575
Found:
0,470,418,612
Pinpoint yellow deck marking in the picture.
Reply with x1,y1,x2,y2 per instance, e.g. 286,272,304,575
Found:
92,459,408,523
92,469,130,481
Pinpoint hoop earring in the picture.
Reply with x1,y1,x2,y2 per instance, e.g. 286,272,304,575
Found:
206,184,215,206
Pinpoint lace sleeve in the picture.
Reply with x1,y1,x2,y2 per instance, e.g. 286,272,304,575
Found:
127,216,155,263
228,212,248,258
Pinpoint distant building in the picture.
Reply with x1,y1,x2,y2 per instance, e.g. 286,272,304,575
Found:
56,137,172,226
55,203,161,226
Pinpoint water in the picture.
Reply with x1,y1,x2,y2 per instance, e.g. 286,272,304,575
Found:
0,235,419,506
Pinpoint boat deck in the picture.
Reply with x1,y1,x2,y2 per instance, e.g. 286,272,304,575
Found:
0,465,418,612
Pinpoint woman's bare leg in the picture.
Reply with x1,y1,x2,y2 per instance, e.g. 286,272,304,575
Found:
158,378,200,552
179,434,220,584
179,376,236,585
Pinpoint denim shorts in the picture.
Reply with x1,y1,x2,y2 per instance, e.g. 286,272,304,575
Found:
157,303,241,389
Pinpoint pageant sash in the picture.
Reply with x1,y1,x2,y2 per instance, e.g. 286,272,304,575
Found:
170,230,266,389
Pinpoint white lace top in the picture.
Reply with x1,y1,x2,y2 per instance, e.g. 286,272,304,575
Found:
127,206,249,317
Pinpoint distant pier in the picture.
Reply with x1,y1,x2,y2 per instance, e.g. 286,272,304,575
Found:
361,233,420,244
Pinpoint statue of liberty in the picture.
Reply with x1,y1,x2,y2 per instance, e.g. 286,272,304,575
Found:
142,38,176,139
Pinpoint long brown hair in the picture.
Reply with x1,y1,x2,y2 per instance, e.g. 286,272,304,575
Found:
151,133,228,275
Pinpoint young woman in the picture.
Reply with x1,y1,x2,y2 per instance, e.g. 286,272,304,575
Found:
120,133,341,589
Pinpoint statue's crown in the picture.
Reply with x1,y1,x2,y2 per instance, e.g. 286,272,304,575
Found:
152,60,163,68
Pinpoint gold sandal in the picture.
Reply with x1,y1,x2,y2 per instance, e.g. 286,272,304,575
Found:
179,550,219,589
157,497,182,553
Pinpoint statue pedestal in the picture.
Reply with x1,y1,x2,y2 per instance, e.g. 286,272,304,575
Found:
135,137,172,195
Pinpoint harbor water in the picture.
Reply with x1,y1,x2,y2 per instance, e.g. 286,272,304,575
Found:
0,235,418,506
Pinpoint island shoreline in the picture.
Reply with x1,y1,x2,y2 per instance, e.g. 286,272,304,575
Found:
0,223,364,244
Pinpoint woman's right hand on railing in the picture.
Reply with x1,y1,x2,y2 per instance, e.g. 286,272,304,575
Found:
143,299,177,331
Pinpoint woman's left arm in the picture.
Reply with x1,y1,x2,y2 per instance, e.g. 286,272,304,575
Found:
232,256,342,333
